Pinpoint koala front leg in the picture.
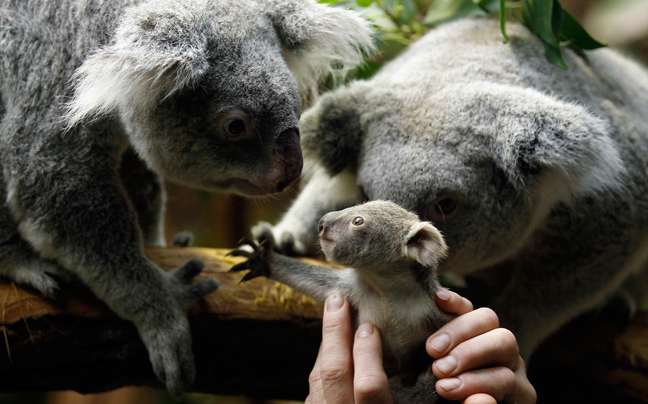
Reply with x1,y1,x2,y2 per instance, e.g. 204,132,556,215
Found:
4,136,218,395
253,166,364,255
229,239,352,301
119,148,166,247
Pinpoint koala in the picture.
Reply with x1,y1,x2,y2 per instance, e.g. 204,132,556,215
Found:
253,18,648,362
232,200,452,403
0,0,373,394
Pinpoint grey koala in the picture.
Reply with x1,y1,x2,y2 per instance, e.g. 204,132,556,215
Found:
232,200,452,403
0,0,373,394
253,18,648,362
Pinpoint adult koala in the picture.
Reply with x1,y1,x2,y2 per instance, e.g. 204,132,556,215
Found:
0,0,373,395
254,19,648,361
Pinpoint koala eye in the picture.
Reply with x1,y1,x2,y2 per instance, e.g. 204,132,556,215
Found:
225,119,246,136
352,217,364,226
219,114,251,141
429,196,460,223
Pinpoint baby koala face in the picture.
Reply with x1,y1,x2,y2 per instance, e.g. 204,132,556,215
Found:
318,200,447,270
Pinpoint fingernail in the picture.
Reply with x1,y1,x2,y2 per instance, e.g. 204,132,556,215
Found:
437,377,461,391
429,333,450,353
357,322,374,338
326,293,344,312
435,355,457,374
436,290,452,301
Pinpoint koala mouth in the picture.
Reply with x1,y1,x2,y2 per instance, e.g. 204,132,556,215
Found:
230,179,268,196
319,236,335,252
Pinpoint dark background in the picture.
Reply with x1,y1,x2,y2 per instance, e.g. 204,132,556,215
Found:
3,0,648,403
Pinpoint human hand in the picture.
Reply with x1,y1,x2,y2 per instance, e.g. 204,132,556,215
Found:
427,290,537,404
306,293,393,404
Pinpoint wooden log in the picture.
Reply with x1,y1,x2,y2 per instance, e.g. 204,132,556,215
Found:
0,246,647,403
0,247,327,399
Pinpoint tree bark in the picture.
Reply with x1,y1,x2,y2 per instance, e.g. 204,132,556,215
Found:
0,247,647,403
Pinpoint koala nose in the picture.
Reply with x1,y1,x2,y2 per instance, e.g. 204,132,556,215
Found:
318,218,327,235
271,128,303,193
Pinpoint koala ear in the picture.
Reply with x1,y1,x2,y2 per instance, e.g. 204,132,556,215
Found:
267,0,375,105
475,84,627,199
300,85,367,175
65,5,209,128
404,222,448,268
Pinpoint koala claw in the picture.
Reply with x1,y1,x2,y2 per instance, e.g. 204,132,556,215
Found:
251,222,308,256
228,239,272,282
142,320,196,397
169,259,220,309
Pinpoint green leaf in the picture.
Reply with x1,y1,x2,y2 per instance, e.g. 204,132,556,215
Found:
423,0,487,25
521,0,534,31
477,0,501,14
544,43,568,69
532,0,559,47
356,0,373,6
551,0,563,42
559,8,605,50
400,0,418,25
499,0,508,43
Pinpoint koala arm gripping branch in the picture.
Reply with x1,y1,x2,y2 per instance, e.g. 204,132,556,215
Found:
230,239,351,302
2,123,218,395
252,166,364,256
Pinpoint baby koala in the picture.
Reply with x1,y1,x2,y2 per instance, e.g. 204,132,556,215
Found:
230,200,452,402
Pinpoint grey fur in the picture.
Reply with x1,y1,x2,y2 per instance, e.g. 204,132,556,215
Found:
237,200,451,403
255,19,648,361
0,0,373,395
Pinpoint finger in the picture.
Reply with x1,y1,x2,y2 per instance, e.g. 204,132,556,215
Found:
353,322,392,404
174,258,205,282
463,393,498,404
433,328,520,378
188,278,220,299
435,289,473,316
426,307,499,359
435,367,516,402
308,344,326,404
320,293,354,404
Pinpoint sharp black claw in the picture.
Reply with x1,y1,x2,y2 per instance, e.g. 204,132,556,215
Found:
229,262,251,273
226,249,253,258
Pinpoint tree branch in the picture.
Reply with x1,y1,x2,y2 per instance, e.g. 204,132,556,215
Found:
0,247,647,403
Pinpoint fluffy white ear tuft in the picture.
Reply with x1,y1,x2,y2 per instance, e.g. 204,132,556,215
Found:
269,0,375,106
404,222,448,268
64,5,208,129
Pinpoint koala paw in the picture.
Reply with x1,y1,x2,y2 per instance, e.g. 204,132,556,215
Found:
140,259,220,395
171,231,194,247
251,221,308,256
140,315,196,397
227,238,272,282
168,258,221,310
0,258,72,303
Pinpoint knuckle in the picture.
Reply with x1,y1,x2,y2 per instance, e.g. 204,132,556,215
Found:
475,307,500,328
495,368,518,398
319,365,349,385
322,315,346,334
308,369,322,385
354,375,388,399
493,328,520,357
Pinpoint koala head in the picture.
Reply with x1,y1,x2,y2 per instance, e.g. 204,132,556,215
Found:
318,200,447,271
303,81,626,275
66,0,374,196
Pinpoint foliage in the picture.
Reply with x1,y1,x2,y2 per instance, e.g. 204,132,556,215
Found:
321,0,605,71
